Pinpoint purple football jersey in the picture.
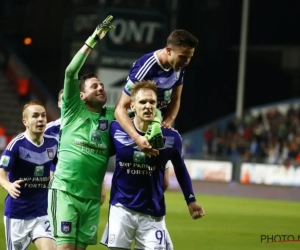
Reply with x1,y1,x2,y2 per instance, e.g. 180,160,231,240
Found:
0,133,58,219
124,51,185,110
44,118,61,141
109,120,196,217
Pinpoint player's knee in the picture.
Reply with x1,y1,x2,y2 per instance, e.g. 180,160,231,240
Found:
56,243,76,250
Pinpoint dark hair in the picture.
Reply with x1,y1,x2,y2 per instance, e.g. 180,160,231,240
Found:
131,80,157,101
166,29,198,48
79,73,98,91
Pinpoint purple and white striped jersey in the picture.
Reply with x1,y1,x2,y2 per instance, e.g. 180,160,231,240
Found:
44,118,61,141
109,120,196,217
0,133,58,219
124,51,185,111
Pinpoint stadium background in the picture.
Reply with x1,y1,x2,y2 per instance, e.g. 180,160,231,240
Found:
0,0,300,249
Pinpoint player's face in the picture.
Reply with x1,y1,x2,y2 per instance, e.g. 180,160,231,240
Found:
131,89,157,122
80,77,107,106
167,46,195,71
22,105,47,134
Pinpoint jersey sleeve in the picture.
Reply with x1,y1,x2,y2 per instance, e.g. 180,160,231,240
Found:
0,144,18,172
170,131,196,205
124,55,154,96
62,50,89,119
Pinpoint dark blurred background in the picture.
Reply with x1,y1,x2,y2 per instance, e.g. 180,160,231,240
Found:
1,0,299,132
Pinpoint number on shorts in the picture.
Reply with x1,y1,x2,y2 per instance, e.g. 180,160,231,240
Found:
155,230,166,245
89,225,97,240
45,221,51,232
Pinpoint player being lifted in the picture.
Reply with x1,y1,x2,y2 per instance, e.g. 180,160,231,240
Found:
47,16,115,250
0,100,58,250
101,80,205,250
114,29,199,155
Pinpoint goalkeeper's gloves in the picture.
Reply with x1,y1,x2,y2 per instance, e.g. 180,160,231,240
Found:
85,15,115,49
145,117,165,149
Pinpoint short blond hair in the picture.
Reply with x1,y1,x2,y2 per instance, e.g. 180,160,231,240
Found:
22,100,45,118
130,80,157,101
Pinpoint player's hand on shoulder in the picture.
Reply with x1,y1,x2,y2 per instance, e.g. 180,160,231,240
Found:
188,202,205,220
135,135,159,157
6,180,24,199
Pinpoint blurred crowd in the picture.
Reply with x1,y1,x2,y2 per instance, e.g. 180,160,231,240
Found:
203,105,300,166
0,126,12,155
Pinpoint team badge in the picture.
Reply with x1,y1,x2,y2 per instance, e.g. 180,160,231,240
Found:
61,221,72,234
98,119,108,131
0,155,10,167
47,148,54,159
109,234,115,244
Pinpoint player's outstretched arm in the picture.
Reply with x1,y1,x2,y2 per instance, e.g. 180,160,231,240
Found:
64,15,115,100
115,93,159,157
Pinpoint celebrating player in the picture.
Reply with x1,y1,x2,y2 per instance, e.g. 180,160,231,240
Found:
101,80,205,250
0,100,58,250
47,16,115,250
114,29,198,154
45,88,107,201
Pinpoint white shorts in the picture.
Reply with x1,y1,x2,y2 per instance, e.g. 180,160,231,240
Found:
4,215,54,250
100,204,174,250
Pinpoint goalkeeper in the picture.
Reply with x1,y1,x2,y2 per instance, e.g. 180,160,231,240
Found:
114,29,199,155
47,16,115,250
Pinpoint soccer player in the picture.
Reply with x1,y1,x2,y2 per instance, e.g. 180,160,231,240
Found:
101,80,205,250
44,88,63,141
0,100,58,250
47,16,115,250
45,88,107,202
114,29,199,154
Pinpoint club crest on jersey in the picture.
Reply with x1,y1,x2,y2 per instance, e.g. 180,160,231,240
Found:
109,234,115,244
98,119,108,131
47,148,54,159
61,221,72,234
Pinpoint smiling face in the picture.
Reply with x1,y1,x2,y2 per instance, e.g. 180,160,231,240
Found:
131,88,157,123
22,104,47,134
166,46,195,71
80,77,107,106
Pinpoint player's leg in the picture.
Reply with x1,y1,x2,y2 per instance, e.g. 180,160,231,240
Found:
163,219,174,250
102,205,136,249
31,215,55,250
3,216,33,250
134,214,168,250
75,197,101,249
47,189,78,250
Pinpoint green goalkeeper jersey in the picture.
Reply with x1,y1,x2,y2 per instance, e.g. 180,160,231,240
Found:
50,50,114,200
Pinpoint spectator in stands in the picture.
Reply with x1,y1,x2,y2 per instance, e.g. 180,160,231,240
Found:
0,125,6,154
17,77,30,104
204,104,300,166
